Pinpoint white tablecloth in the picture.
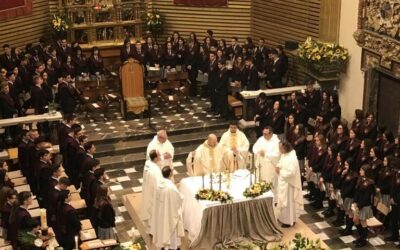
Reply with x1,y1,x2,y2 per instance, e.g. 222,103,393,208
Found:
179,171,274,243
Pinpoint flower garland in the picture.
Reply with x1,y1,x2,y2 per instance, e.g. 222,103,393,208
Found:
195,189,233,203
297,37,349,73
243,181,273,198
51,14,71,33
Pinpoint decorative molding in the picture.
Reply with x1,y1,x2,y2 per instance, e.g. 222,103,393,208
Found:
0,0,32,20
355,0,400,75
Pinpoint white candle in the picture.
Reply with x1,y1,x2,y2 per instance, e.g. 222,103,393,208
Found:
40,209,47,229
75,235,78,250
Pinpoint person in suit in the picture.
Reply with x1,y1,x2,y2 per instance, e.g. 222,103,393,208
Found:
120,39,135,63
73,48,89,76
303,82,321,121
1,189,18,241
245,57,260,91
18,130,31,177
206,52,218,112
148,43,163,67
215,60,229,119
64,124,83,183
0,82,18,119
143,36,154,53
47,177,71,229
74,135,88,188
266,50,286,88
8,191,33,247
88,167,107,227
6,71,22,115
204,30,218,48
56,39,72,62
58,73,79,115
87,46,104,75
228,37,241,61
63,55,76,77
163,42,177,70
133,40,146,65
30,76,49,115
267,100,286,138
18,56,32,93
48,47,62,75
185,41,199,96
37,149,52,207
80,141,96,177
58,114,77,155
81,159,100,203
175,37,186,66
0,44,17,71
56,190,81,249
48,163,63,189
94,185,116,240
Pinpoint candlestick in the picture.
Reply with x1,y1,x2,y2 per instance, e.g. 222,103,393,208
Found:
219,171,222,191
258,160,262,182
40,209,47,229
75,235,78,250
227,170,231,189
210,172,213,191
202,174,205,189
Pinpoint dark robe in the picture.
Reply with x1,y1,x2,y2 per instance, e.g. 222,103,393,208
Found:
215,67,229,117
57,203,81,250
30,85,48,115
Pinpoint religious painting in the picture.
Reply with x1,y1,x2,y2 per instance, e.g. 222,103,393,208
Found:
174,0,228,7
0,0,33,20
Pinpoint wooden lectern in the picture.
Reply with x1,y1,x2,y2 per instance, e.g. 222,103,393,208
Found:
120,59,148,117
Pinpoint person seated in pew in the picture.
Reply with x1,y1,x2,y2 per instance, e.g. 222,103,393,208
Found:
186,134,225,176
94,185,116,240
1,189,18,240
47,177,71,229
9,191,34,248
120,38,135,63
87,46,104,77
162,41,177,72
151,166,184,250
56,190,81,250
219,121,250,171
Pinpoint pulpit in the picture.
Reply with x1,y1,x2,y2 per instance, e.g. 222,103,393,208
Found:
120,59,148,118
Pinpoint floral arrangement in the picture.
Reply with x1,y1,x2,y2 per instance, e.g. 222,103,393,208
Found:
297,37,349,74
271,233,325,250
146,10,163,35
243,181,273,198
51,14,71,33
195,189,233,203
112,237,144,250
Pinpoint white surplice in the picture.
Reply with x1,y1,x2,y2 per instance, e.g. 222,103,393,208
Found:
276,150,304,226
186,140,226,176
151,178,184,249
140,160,162,233
146,136,175,167
252,134,281,194
219,130,250,171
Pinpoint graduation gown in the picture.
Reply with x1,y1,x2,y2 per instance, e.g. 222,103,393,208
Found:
140,160,162,233
151,178,184,249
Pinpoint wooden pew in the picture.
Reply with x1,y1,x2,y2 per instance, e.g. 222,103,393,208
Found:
228,95,243,119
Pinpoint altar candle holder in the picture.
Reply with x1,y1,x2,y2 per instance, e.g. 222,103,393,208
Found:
219,171,222,191
202,174,205,189
210,171,213,191
248,153,253,186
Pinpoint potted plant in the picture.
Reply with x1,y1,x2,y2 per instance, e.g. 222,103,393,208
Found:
51,14,71,40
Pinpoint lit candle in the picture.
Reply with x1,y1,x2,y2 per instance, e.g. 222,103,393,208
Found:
40,209,47,229
75,235,78,249
202,174,205,189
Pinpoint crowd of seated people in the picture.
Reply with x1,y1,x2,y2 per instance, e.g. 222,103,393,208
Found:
265,82,400,248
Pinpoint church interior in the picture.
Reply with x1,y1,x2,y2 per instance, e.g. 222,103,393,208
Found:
0,0,400,249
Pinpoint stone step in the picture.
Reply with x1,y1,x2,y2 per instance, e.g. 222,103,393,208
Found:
89,121,229,145
94,128,227,158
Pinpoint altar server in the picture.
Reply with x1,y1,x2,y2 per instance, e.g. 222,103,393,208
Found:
141,150,162,234
276,140,304,227
152,166,184,250
219,122,250,171
146,130,174,167
186,134,226,176
253,126,281,192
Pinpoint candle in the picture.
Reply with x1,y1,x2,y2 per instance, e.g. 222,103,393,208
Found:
40,209,47,229
219,172,222,191
75,235,78,250
202,174,205,189
210,172,213,191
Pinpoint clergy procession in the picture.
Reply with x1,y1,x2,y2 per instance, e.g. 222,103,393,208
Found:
141,121,303,249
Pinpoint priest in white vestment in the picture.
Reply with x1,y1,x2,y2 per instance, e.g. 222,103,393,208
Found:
219,122,250,171
146,129,174,167
186,134,226,176
140,150,162,234
276,140,304,227
152,166,184,250
252,126,281,195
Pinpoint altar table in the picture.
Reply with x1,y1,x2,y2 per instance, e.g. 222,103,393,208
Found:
179,173,282,249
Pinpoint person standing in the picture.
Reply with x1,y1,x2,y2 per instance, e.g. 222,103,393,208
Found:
94,185,116,240
146,130,174,168
206,52,218,112
276,140,304,227
215,60,229,119
151,166,184,250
